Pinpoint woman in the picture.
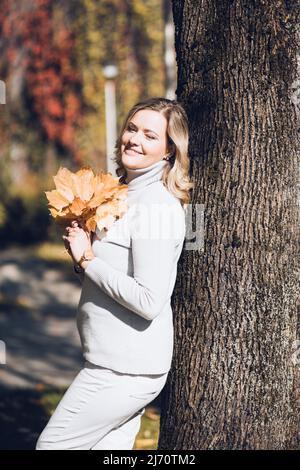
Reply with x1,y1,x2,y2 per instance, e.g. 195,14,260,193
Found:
36,97,194,450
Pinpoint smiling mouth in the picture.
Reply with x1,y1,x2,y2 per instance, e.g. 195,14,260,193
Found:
125,148,143,156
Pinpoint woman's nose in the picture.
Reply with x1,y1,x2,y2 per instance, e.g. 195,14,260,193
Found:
128,132,142,145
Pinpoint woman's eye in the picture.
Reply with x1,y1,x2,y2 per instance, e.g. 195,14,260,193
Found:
125,126,156,139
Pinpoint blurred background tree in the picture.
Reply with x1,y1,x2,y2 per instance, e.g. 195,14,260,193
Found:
0,0,171,247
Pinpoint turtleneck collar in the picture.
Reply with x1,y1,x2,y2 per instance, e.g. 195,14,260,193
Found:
124,159,168,191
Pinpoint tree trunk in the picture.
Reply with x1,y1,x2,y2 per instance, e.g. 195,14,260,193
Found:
158,0,300,449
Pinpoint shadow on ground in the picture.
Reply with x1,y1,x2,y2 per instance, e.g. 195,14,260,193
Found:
0,388,49,450
0,246,83,389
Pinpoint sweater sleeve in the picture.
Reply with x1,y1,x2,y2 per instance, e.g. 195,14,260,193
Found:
84,204,185,321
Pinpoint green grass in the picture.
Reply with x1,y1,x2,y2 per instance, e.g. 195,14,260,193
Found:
133,407,160,450
32,242,73,264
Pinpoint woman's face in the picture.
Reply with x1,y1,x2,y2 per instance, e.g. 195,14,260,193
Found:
121,109,169,169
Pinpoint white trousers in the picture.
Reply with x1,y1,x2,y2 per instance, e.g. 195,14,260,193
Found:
35,361,168,450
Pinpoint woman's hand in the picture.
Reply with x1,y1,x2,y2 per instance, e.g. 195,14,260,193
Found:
62,221,92,265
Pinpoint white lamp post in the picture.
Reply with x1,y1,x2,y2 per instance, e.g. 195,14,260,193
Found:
163,1,176,99
102,64,118,177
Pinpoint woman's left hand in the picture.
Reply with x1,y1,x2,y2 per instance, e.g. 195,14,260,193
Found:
62,221,92,265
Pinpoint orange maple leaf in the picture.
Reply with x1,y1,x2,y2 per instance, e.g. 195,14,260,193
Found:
45,166,128,234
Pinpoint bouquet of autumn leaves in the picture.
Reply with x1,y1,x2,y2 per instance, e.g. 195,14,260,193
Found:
45,166,128,237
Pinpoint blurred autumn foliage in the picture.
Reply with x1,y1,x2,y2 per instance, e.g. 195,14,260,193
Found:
0,0,168,246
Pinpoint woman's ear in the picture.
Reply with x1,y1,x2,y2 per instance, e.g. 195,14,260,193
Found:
167,141,176,158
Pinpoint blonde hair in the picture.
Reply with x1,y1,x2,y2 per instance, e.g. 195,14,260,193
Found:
113,97,195,208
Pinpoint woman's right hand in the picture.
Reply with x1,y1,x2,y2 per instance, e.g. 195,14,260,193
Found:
63,221,91,265
62,221,77,264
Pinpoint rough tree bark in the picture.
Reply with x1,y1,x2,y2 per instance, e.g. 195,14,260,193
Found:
158,0,300,449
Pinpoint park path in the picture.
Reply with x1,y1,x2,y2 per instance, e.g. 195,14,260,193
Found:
0,246,83,390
